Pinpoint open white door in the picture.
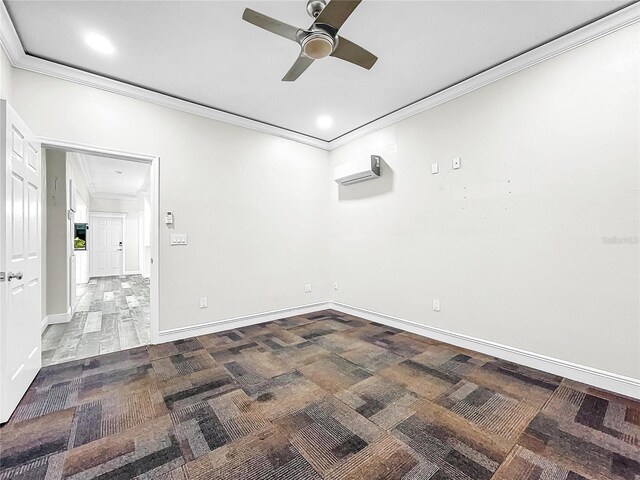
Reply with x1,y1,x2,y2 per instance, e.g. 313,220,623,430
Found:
0,100,42,423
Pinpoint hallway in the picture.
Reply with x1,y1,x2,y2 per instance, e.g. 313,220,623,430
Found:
41,275,150,366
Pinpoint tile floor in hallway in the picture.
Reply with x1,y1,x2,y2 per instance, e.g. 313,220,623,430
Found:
41,275,150,367
2,309,638,479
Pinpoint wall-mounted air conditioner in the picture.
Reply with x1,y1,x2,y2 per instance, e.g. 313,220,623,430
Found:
334,155,381,185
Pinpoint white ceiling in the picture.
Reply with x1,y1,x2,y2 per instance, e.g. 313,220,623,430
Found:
5,0,630,141
81,154,150,198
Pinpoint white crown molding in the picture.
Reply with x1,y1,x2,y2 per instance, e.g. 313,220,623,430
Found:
2,2,639,152
330,302,640,400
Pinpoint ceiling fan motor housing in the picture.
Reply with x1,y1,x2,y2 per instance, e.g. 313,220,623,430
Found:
306,0,327,18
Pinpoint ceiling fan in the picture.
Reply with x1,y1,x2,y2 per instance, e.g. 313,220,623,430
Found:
242,0,378,81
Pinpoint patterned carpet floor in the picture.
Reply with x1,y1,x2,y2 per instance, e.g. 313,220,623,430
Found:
0,309,638,479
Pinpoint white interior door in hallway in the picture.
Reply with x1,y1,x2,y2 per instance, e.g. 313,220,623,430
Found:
0,100,42,423
90,213,124,277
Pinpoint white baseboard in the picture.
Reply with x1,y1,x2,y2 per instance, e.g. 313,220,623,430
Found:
124,270,141,275
156,302,331,343
41,316,49,333
330,302,640,400
45,310,71,325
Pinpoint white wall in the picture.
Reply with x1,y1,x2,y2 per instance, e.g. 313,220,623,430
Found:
329,24,640,379
90,196,143,273
5,18,637,382
10,70,332,332
45,149,69,316
0,46,12,102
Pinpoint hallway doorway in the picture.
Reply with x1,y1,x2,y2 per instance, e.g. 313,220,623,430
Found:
40,145,158,366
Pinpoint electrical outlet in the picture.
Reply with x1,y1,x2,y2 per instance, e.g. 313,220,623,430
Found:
452,157,461,170
333,282,339,290
432,299,440,312
200,296,208,308
304,284,312,293
431,162,439,174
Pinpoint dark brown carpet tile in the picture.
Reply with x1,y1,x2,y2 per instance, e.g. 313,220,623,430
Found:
298,354,372,394
179,425,320,480
158,366,239,411
0,408,75,473
9,361,156,425
335,376,427,430
171,389,270,462
343,326,428,359
307,331,370,355
338,342,404,374
69,385,168,449
61,414,184,479
2,309,639,480
406,398,520,463
195,328,250,349
274,394,386,476
493,445,592,480
271,340,332,369
148,338,205,361
392,412,501,480
465,358,563,408
378,357,460,401
29,346,150,391
270,314,317,330
518,379,640,480
435,379,538,443
222,350,296,395
249,372,328,421
151,350,218,382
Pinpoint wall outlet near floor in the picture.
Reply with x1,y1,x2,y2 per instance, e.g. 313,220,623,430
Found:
304,284,312,293
431,162,439,174
432,299,440,312
333,282,339,290
452,157,461,170
199,296,208,308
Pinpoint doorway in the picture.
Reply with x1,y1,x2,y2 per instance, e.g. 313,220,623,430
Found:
39,142,159,366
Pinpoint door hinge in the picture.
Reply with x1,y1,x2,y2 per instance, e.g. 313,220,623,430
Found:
0,272,5,282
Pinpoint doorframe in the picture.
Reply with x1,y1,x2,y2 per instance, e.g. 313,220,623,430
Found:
88,211,127,278
39,138,160,344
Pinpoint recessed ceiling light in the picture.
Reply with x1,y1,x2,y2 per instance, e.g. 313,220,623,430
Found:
84,32,115,55
316,115,333,129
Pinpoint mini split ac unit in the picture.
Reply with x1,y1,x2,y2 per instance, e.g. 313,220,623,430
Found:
334,155,381,185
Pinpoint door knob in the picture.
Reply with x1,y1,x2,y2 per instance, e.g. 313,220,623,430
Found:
7,271,23,281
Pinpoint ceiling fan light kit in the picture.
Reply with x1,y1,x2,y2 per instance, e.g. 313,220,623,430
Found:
302,33,334,59
242,0,378,81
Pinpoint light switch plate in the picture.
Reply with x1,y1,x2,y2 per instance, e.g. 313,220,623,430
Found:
304,284,312,293
452,157,461,170
432,299,440,312
431,162,439,174
170,234,188,245
200,296,208,308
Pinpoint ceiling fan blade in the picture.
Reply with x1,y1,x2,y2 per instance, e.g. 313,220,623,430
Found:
282,54,314,81
331,36,377,69
314,0,361,31
242,8,300,42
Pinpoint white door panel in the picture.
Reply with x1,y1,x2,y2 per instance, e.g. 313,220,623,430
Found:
1,100,42,423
